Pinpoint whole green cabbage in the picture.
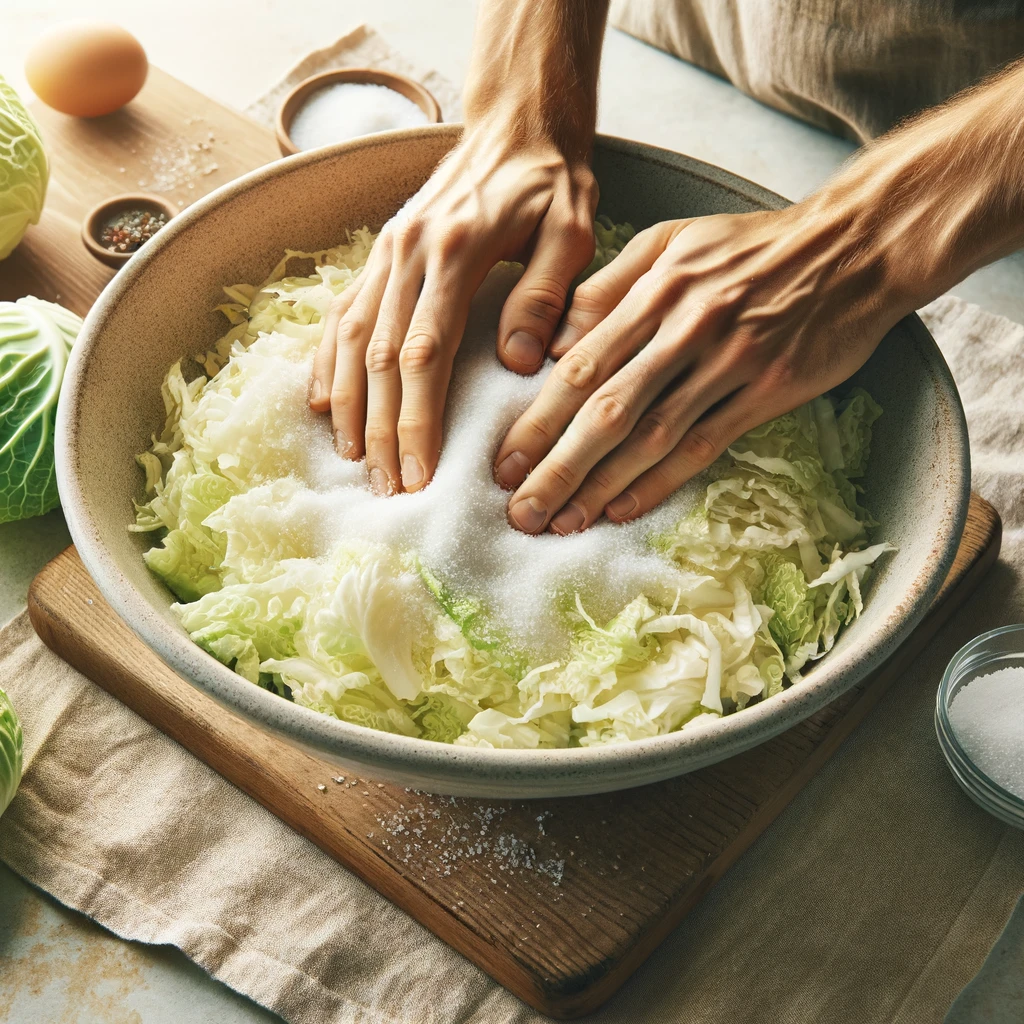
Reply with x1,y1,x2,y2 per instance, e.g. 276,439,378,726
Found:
0,297,82,523
0,687,22,816
0,75,48,260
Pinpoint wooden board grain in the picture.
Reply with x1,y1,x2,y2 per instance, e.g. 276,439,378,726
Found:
0,66,280,316
27,496,1000,1018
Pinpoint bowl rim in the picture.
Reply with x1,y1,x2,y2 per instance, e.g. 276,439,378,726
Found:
56,125,972,792
81,192,177,268
935,623,1024,816
275,68,443,157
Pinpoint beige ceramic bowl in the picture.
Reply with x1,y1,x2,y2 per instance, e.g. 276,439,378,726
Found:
56,126,970,797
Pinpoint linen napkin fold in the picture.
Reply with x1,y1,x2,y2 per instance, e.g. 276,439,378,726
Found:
1,296,1023,1024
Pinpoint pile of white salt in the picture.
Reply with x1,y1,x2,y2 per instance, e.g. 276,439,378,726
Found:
288,82,429,150
948,665,1024,799
226,266,708,662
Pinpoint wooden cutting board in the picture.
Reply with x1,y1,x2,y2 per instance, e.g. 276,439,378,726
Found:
0,66,280,314
27,501,1000,1018
7,68,1004,1018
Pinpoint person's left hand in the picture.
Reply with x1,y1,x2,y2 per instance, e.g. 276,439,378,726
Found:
492,204,910,534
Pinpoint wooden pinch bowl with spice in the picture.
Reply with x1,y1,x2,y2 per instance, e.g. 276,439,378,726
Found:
276,68,442,156
82,193,177,268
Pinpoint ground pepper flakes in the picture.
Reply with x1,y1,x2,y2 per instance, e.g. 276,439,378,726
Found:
100,208,168,254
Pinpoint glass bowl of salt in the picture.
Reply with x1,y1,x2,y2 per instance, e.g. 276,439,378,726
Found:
936,624,1024,829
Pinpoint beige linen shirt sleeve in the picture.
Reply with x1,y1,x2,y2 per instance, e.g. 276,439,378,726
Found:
610,0,1024,141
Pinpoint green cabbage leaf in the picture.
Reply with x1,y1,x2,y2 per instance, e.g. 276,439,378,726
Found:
133,228,893,748
0,76,48,260
0,687,22,816
0,297,82,523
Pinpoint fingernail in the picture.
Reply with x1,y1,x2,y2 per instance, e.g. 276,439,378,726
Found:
508,496,547,533
606,493,637,521
505,331,544,368
550,503,585,535
310,379,322,403
369,467,392,496
494,450,531,489
402,454,424,490
550,323,582,356
334,429,352,456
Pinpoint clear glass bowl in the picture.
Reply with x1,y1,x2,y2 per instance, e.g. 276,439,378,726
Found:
936,624,1024,829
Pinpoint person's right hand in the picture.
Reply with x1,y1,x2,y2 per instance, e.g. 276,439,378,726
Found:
308,120,599,496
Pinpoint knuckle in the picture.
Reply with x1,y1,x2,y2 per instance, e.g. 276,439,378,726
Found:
586,464,616,494
567,217,596,255
588,391,630,434
680,426,719,467
518,412,556,448
635,412,675,456
392,218,424,255
558,348,600,394
761,355,795,390
570,280,611,319
327,293,349,319
365,337,400,374
364,424,393,450
545,459,577,491
435,220,471,260
520,278,568,324
337,315,370,348
399,331,443,373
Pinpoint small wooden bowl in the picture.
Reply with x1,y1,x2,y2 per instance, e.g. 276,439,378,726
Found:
276,68,442,156
82,193,176,269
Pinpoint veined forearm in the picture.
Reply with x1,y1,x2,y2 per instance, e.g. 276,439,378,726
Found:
462,0,609,157
812,58,1024,313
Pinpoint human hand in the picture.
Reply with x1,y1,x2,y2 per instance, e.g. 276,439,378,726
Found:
494,203,911,534
307,122,598,497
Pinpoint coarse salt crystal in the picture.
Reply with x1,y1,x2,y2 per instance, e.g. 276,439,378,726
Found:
948,665,1024,798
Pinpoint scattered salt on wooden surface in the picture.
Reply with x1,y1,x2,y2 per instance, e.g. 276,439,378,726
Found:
949,666,1024,798
289,82,429,150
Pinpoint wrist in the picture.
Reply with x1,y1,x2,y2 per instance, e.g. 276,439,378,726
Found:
461,0,606,161
805,147,971,317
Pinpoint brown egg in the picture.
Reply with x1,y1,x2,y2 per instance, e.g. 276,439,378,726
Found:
25,21,148,118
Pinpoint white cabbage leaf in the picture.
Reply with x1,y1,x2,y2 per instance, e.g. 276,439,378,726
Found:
133,229,893,748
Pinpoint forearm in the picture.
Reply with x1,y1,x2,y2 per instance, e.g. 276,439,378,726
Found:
462,0,609,158
811,59,1024,313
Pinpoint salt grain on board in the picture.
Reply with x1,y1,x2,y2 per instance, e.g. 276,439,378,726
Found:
372,798,566,886
948,665,1024,798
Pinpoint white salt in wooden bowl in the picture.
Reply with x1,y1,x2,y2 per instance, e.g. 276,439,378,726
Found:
56,126,970,797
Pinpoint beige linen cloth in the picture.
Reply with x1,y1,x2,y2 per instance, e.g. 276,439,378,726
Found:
3,25,1024,1024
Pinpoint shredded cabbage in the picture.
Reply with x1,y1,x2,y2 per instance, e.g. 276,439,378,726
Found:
133,226,893,748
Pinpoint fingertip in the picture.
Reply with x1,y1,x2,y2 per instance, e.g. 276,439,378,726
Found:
549,502,586,536
309,377,331,412
507,495,548,534
401,452,430,493
499,330,546,374
493,449,531,490
605,491,639,523
548,323,583,360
